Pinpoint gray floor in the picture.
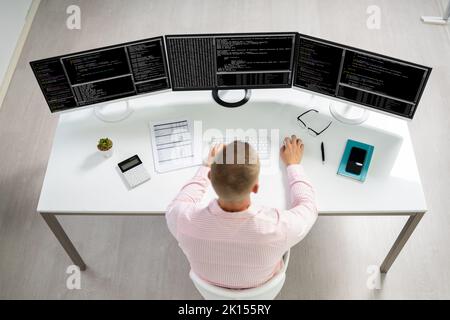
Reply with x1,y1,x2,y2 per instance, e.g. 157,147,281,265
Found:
0,0,449,299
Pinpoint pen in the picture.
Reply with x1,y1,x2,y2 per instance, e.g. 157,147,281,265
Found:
321,142,325,164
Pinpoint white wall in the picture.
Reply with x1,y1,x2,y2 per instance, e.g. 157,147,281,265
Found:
0,0,33,107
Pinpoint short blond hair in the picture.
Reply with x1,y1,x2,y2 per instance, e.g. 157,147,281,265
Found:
210,141,260,202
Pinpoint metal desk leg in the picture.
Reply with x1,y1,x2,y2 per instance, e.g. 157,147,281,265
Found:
40,212,86,271
380,212,424,273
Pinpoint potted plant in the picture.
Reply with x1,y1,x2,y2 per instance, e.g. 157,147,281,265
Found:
97,138,113,158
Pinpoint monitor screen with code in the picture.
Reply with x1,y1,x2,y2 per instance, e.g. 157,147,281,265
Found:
165,33,296,90
294,35,431,119
30,36,171,113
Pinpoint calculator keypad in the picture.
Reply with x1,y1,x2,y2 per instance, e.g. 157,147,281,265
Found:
123,165,151,188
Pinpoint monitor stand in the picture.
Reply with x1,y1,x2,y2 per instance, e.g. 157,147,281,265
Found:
93,100,134,123
421,1,449,24
329,102,369,125
212,89,251,108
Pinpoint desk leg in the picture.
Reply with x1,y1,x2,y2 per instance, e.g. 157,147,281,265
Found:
380,212,424,273
40,212,86,271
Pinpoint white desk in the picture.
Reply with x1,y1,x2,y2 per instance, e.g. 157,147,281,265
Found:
38,89,427,273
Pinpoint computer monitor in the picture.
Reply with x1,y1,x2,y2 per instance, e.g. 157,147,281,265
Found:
30,36,171,113
31,32,431,119
165,33,297,91
294,34,431,120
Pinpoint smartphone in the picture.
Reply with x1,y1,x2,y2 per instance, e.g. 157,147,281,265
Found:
345,147,367,175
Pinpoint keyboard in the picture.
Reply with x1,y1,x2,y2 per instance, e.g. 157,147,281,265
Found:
209,136,271,159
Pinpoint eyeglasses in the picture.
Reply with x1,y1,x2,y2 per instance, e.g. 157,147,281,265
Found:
297,109,332,137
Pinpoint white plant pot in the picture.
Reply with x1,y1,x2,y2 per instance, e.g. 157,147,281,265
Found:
99,147,113,158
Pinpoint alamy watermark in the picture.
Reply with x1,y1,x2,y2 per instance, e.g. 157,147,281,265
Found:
192,121,281,173
366,5,381,30
66,5,81,30
366,265,381,290
66,265,81,290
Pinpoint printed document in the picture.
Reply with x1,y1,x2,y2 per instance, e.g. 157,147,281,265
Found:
149,119,201,173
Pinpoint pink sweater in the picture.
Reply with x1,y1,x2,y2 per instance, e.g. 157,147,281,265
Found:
166,164,317,289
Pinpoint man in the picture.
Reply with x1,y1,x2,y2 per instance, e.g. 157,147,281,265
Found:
166,135,317,289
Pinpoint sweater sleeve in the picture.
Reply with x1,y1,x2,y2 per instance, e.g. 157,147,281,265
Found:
165,166,211,238
281,164,318,247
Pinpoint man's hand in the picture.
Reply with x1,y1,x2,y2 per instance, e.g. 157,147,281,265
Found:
280,135,304,166
205,144,225,167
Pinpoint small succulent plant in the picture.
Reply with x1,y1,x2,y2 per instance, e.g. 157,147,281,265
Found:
97,138,113,151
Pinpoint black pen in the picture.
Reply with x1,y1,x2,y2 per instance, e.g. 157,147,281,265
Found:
321,142,325,164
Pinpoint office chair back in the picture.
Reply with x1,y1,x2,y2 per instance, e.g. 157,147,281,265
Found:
189,250,290,300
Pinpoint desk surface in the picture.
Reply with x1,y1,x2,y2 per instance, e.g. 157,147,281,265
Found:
37,89,427,215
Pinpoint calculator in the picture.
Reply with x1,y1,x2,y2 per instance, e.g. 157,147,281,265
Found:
118,155,151,188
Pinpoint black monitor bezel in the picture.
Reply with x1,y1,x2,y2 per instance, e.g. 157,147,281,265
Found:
293,33,432,120
165,32,298,91
30,35,171,113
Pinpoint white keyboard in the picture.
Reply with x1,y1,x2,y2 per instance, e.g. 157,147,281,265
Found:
209,136,271,159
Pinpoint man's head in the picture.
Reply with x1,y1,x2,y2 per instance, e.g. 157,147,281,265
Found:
210,141,260,202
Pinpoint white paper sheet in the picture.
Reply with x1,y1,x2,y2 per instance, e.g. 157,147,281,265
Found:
149,119,202,173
